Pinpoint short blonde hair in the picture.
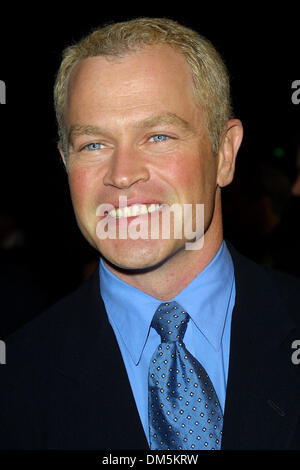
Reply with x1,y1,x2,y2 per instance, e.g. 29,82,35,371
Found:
54,17,233,157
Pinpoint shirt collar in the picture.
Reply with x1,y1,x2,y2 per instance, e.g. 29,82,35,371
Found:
173,241,234,351
99,241,234,365
100,262,162,365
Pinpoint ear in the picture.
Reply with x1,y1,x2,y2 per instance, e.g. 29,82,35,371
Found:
58,141,68,170
216,119,243,188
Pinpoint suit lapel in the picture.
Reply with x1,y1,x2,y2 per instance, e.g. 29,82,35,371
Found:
52,268,148,449
222,244,300,449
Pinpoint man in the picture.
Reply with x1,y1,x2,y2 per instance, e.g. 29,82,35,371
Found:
0,17,299,450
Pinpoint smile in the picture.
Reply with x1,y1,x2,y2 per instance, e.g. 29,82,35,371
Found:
109,203,165,218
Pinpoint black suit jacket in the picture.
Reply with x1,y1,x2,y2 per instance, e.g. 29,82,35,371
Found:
0,243,300,450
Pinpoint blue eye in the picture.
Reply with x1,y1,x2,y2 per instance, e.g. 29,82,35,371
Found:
150,134,169,143
86,143,103,151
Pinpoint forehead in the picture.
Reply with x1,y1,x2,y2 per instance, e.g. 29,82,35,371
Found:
67,44,197,110
64,44,208,140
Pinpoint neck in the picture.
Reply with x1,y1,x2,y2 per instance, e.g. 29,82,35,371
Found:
103,190,224,300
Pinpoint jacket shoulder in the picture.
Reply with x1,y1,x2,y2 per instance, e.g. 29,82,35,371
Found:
227,241,300,325
2,268,101,368
264,267,300,324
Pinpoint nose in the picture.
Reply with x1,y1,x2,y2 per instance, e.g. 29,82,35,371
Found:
103,146,150,189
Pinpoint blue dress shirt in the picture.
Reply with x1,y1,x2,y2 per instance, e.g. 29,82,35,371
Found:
99,240,236,444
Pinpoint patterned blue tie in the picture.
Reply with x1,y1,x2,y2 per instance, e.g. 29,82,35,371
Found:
148,301,223,450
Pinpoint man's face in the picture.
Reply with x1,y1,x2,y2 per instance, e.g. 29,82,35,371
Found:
63,44,220,270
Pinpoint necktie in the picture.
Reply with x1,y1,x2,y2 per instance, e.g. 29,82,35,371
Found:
148,301,223,450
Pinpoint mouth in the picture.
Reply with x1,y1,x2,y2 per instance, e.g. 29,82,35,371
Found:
108,203,166,219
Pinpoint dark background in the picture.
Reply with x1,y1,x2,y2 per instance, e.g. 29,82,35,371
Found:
0,6,299,337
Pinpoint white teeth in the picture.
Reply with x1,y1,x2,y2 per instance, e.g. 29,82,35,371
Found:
131,205,140,216
109,203,163,218
148,204,156,213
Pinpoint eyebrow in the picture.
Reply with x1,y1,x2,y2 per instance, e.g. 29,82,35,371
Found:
135,112,193,131
68,112,195,144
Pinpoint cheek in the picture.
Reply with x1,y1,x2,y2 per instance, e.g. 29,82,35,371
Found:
171,155,206,199
68,168,93,208
178,156,217,204
160,148,202,183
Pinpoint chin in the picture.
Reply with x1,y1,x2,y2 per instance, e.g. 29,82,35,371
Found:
98,238,182,272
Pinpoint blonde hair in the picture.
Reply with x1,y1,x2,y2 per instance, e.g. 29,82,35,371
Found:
54,17,233,157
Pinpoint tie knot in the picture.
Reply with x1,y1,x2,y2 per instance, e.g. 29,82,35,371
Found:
151,301,189,343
